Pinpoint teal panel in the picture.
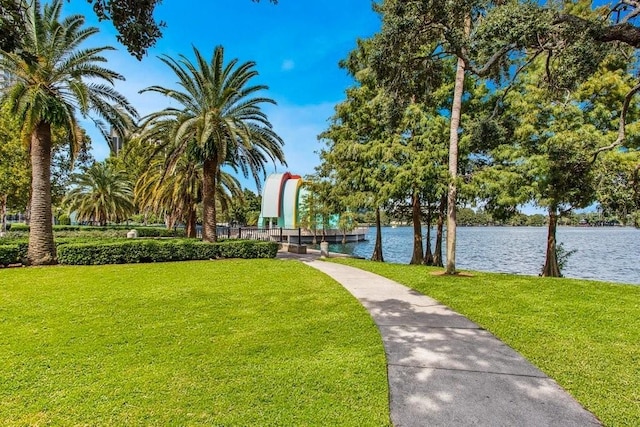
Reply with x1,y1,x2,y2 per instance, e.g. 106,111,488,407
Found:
282,178,302,229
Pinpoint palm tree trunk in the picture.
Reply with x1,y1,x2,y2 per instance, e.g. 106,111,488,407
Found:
27,122,56,265
542,207,561,277
371,207,384,262
424,201,434,265
0,194,7,235
202,159,218,242
410,190,424,265
25,197,31,225
186,208,197,238
433,194,446,267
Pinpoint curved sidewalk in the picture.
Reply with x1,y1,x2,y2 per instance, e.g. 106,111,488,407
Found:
286,254,601,426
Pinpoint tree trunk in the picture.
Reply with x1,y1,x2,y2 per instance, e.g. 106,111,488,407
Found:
0,194,7,235
202,159,218,242
424,202,434,265
25,197,31,225
27,122,56,265
186,208,197,238
542,207,561,277
445,17,470,275
433,194,446,267
166,213,178,230
445,56,466,274
371,207,384,262
410,191,424,264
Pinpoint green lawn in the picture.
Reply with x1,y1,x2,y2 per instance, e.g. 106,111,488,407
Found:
0,260,389,426
330,258,640,427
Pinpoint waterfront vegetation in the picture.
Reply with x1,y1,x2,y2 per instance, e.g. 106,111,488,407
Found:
330,258,640,427
2,1,639,425
0,226,279,266
0,260,389,426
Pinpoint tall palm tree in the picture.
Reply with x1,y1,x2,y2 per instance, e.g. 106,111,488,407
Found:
136,153,244,237
0,0,136,264
64,162,135,226
136,155,202,236
141,45,285,242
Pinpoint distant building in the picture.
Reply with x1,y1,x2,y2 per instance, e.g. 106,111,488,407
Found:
109,127,123,156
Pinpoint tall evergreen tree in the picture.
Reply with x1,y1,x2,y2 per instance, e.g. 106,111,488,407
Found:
319,40,396,261
475,51,639,277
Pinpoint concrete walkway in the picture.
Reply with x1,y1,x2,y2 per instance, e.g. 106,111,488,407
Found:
278,251,601,426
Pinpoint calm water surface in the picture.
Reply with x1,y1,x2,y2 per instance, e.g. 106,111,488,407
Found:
317,226,640,285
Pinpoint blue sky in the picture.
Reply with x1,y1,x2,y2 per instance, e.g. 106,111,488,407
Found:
63,0,382,191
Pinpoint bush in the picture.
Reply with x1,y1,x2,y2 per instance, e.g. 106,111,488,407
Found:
57,214,71,225
135,228,186,238
7,224,186,238
0,239,125,266
8,223,28,232
0,232,27,242
57,239,278,265
0,243,28,266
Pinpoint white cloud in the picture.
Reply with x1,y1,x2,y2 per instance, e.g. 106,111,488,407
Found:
281,59,295,71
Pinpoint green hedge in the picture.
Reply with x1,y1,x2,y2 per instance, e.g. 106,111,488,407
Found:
57,240,278,265
0,243,28,266
0,239,123,265
7,224,186,238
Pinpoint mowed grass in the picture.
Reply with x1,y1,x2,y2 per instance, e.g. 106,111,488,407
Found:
0,260,389,426
330,258,639,427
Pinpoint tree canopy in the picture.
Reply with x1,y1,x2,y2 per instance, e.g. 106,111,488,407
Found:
0,0,279,60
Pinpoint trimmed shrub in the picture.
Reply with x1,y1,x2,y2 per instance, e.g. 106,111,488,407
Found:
57,239,278,265
7,223,28,232
135,228,186,238
0,243,28,266
0,239,125,266
8,224,186,238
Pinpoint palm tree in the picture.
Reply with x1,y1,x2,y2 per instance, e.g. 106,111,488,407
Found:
136,155,201,236
64,162,135,226
136,153,244,238
0,0,136,264
141,45,285,242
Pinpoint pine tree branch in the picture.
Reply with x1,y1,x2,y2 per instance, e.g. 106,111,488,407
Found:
554,13,640,48
592,81,640,162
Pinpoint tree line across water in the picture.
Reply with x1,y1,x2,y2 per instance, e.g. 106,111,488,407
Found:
379,207,626,228
313,0,640,277
3,0,640,280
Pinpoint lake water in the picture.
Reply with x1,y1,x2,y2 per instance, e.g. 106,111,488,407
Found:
316,226,640,285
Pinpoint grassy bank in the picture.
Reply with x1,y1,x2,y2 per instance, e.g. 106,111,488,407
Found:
330,258,639,426
0,260,389,426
